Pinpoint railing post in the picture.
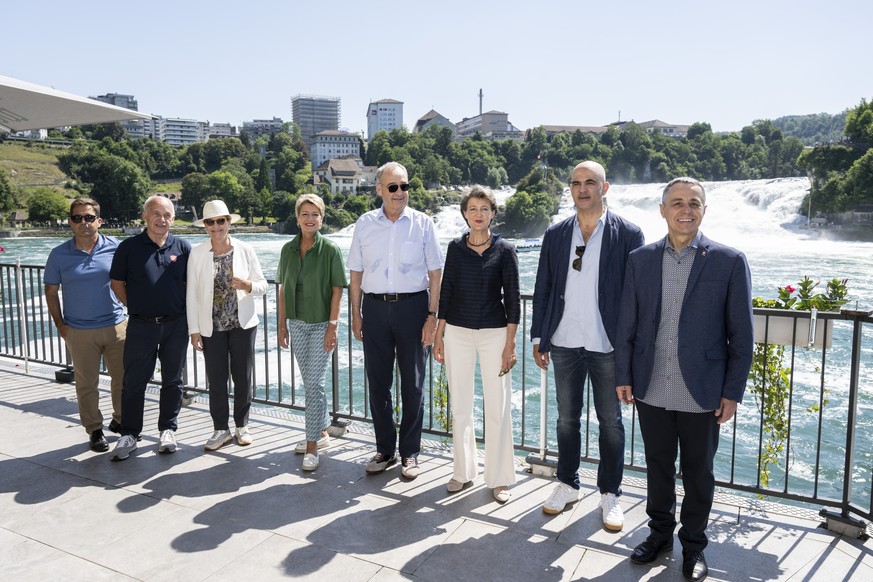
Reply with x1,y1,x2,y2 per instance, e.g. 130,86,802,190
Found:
526,365,556,477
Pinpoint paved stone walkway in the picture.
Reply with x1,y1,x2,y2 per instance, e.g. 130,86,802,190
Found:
0,359,870,580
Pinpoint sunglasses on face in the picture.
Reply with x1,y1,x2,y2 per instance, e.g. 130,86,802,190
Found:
572,245,586,271
385,183,410,193
70,214,98,224
203,217,227,226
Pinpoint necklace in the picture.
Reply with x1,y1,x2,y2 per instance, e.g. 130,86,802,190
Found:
467,233,492,247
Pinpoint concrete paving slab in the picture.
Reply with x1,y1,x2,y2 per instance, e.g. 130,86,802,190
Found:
411,518,585,582
0,528,137,581
210,534,383,581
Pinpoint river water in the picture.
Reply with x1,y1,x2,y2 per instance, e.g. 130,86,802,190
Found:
3,176,872,503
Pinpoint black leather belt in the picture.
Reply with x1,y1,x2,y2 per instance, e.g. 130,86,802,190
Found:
132,313,184,324
365,291,427,302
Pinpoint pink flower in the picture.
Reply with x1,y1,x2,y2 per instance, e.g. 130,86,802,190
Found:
784,285,796,293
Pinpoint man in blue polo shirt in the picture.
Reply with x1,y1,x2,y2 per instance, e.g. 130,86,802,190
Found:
109,195,191,461
44,198,127,452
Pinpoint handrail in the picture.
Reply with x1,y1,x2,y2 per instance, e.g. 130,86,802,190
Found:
1,262,871,525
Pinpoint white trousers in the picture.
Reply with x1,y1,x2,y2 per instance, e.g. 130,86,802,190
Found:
444,324,516,488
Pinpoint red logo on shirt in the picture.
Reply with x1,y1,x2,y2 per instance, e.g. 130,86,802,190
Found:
170,255,178,262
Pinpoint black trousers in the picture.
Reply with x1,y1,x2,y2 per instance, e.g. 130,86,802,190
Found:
202,326,257,430
636,399,720,552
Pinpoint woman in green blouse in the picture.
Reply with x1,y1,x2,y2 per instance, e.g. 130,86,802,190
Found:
277,194,348,471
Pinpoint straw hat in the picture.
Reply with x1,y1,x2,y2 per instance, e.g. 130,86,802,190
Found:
192,200,241,227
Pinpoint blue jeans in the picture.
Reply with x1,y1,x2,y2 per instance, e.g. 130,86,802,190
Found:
550,346,624,495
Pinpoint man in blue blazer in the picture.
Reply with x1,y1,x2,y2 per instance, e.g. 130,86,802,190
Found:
615,177,753,582
532,161,644,530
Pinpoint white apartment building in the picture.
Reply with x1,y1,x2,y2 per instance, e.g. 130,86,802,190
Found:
241,117,284,141
142,117,209,146
366,98,403,140
310,130,361,170
456,110,522,140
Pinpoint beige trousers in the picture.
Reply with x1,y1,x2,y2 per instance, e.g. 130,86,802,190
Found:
66,320,127,434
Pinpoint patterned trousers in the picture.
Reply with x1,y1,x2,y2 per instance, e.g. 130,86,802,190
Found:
288,319,332,442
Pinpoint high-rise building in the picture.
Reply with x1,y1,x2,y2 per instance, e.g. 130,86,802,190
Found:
366,98,403,140
291,95,340,148
91,93,144,138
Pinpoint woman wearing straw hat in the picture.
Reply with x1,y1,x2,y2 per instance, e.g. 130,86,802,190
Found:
187,200,267,451
276,194,347,471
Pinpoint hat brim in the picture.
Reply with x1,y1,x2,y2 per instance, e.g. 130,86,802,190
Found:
193,214,242,227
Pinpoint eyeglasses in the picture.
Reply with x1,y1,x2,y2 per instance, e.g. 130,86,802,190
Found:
70,214,98,223
572,245,586,271
203,217,227,226
385,183,410,193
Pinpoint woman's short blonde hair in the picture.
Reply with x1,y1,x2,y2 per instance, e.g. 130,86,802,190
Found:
295,193,326,216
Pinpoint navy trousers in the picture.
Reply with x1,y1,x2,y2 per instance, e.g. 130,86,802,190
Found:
120,316,188,436
361,292,428,458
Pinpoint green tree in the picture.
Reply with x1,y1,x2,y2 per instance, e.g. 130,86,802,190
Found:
255,158,272,193
207,171,245,214
0,168,15,214
87,153,152,220
26,188,69,223
181,173,212,216
271,191,297,222
844,98,873,144
503,190,552,237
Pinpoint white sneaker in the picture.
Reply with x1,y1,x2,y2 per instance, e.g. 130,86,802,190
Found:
542,482,580,514
295,435,331,454
302,453,319,471
110,434,137,461
158,429,177,454
600,492,624,531
235,426,253,446
204,429,232,451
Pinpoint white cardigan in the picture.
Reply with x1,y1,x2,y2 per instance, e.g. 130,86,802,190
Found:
186,236,268,337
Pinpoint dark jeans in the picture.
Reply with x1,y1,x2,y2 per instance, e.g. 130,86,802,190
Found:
120,316,188,436
361,292,428,458
636,399,720,552
202,325,256,430
550,346,625,495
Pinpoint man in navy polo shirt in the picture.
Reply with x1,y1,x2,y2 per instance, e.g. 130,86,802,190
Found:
109,195,191,461
44,198,127,453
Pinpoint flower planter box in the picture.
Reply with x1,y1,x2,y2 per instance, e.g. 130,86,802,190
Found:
753,313,833,349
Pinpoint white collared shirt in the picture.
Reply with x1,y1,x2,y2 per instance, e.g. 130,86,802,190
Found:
550,213,611,352
348,205,443,293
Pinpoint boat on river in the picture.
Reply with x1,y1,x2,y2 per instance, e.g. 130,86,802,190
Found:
515,238,541,252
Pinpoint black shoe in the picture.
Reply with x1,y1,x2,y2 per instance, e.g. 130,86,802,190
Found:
89,429,109,452
630,536,673,564
108,419,121,434
682,549,708,581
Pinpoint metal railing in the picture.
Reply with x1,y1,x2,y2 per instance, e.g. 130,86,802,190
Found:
1,261,871,526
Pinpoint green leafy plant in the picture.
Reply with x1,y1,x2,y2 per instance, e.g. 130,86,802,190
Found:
433,363,452,438
749,277,847,489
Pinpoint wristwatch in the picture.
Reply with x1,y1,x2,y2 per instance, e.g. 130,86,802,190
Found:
328,320,339,325
428,311,437,318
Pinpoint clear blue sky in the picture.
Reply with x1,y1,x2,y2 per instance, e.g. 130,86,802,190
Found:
3,0,870,135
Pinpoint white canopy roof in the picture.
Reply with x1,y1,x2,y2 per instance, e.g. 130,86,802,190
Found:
0,74,152,133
